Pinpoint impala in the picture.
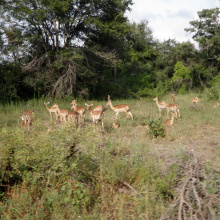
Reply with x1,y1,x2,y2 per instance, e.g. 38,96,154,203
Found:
55,105,69,123
107,95,133,120
214,102,220,108
92,105,104,112
165,102,180,118
44,102,59,121
171,93,175,103
85,103,108,124
21,111,33,129
191,97,199,104
70,100,86,124
152,97,168,116
165,112,177,126
112,117,120,128
68,110,79,127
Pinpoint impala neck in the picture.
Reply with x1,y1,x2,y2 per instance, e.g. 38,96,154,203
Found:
55,105,61,113
88,106,93,114
171,115,175,125
108,99,114,110
155,98,159,107
45,103,50,111
72,105,77,111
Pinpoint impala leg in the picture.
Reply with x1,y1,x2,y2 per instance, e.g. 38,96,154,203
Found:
126,111,129,118
78,114,81,124
129,111,133,120
75,117,79,129
177,109,180,118
159,108,162,116
116,112,119,118
83,114,85,124
101,121,104,133
167,109,169,117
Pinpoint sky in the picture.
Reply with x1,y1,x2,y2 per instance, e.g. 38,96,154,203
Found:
125,0,220,43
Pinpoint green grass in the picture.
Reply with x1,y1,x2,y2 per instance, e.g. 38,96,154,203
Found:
0,94,220,219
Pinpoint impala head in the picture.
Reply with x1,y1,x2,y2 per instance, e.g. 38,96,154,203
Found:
44,102,50,105
153,97,158,101
85,103,93,110
71,100,77,109
70,100,76,106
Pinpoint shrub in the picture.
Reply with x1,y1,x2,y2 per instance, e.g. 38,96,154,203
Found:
205,86,219,101
144,118,166,138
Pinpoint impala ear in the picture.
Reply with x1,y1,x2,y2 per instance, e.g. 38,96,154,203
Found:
91,103,93,106
85,103,88,106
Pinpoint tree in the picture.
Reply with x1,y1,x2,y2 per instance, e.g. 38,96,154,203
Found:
185,8,220,65
119,20,157,97
171,61,191,93
0,0,133,98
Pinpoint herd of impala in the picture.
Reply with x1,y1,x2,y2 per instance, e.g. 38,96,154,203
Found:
20,95,132,130
20,94,218,130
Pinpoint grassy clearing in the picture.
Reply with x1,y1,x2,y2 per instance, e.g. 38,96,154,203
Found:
0,93,219,219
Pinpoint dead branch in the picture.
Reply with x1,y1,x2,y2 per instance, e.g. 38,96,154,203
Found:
22,56,45,72
120,180,138,194
52,62,77,97
114,175,138,195
161,149,220,220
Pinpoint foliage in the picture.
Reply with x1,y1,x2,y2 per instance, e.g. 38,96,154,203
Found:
185,8,220,63
143,118,166,138
211,74,220,87
171,61,191,93
0,0,133,99
0,2,219,100
205,87,220,101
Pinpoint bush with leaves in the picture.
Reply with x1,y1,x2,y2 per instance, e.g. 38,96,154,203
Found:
143,118,166,138
171,61,191,94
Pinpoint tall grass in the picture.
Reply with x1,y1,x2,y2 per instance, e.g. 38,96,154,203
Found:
0,93,219,219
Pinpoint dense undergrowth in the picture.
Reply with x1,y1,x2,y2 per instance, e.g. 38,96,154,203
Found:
0,93,219,219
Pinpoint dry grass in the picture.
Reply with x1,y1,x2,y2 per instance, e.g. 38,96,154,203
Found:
0,93,219,219
99,94,220,169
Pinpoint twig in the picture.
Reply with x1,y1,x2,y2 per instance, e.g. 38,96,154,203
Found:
192,178,205,220
178,176,191,220
120,180,138,194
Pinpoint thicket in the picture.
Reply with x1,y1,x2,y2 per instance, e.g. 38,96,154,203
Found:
0,1,219,102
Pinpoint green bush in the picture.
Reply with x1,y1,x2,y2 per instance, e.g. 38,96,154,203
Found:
205,86,219,101
143,118,166,138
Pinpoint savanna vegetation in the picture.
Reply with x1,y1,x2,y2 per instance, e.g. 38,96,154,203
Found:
0,0,220,219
